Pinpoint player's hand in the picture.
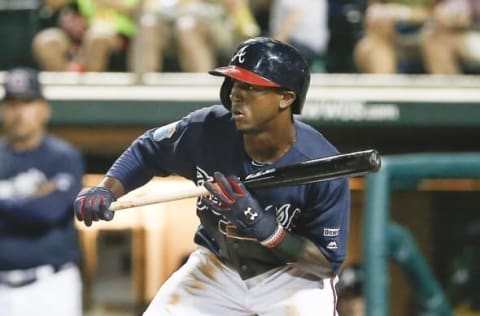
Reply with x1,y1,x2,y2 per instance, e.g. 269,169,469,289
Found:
74,187,115,227
202,172,286,248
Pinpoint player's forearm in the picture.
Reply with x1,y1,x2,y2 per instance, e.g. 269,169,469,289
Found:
99,176,126,198
271,232,334,276
106,143,157,193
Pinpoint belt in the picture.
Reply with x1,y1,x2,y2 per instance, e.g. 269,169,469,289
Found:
0,262,75,288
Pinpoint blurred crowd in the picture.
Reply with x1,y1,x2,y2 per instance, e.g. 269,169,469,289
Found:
1,0,479,74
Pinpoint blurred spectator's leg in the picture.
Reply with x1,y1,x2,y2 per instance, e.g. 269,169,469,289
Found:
176,16,215,72
354,24,397,73
83,25,118,72
421,27,463,74
32,28,70,71
132,13,170,73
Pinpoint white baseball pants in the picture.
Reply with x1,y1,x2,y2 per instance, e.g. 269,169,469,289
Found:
0,264,82,316
144,247,338,316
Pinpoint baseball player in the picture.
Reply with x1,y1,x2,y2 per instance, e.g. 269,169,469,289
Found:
0,67,84,316
75,37,351,315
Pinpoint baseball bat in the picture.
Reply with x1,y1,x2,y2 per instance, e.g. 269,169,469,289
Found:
109,149,381,211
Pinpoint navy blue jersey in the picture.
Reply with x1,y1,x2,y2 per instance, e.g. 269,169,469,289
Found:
0,136,84,270
108,105,350,278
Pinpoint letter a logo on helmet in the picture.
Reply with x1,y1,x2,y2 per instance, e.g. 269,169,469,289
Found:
209,37,310,114
232,46,248,64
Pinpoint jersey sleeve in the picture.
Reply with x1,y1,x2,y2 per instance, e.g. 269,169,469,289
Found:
107,107,211,192
0,147,84,230
302,178,351,270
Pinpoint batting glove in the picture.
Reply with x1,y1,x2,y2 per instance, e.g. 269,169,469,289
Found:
203,172,286,248
74,187,115,227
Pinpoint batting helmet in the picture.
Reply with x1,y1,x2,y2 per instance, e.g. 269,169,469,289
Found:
208,37,310,114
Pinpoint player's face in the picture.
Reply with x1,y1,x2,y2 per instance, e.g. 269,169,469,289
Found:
229,79,294,133
0,98,50,143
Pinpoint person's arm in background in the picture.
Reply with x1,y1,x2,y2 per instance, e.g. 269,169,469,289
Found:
431,0,472,29
221,0,260,38
0,151,84,229
269,0,303,42
272,8,301,42
366,0,437,29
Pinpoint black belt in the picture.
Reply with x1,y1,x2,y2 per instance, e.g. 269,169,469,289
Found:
0,263,75,288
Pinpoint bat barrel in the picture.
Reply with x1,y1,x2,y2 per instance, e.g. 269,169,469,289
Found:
243,149,381,190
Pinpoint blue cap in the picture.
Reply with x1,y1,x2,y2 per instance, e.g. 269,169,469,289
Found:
2,67,44,101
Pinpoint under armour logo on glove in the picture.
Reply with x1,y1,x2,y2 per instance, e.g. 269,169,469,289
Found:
202,172,286,248
244,207,258,221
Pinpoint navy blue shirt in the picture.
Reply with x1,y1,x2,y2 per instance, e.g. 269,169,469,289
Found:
108,105,350,278
0,136,84,270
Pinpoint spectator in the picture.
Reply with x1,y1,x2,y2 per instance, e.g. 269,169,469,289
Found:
132,0,259,73
421,0,480,74
33,1,89,72
269,0,329,70
336,264,365,316
0,67,85,316
354,0,437,73
33,0,139,72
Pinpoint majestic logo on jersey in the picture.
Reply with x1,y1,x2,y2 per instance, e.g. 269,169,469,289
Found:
326,240,338,250
153,121,178,142
231,46,248,64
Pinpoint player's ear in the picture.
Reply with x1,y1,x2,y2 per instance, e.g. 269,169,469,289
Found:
279,91,296,111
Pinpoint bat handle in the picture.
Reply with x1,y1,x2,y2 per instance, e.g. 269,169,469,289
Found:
109,185,209,211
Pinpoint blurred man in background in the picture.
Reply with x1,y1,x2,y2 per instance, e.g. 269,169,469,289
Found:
0,67,84,316
269,0,329,70
421,0,480,74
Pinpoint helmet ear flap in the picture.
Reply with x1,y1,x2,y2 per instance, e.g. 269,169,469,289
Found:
220,77,233,110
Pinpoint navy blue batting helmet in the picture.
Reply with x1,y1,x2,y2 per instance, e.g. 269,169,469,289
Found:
209,37,310,114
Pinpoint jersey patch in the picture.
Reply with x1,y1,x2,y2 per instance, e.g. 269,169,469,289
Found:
153,121,179,142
